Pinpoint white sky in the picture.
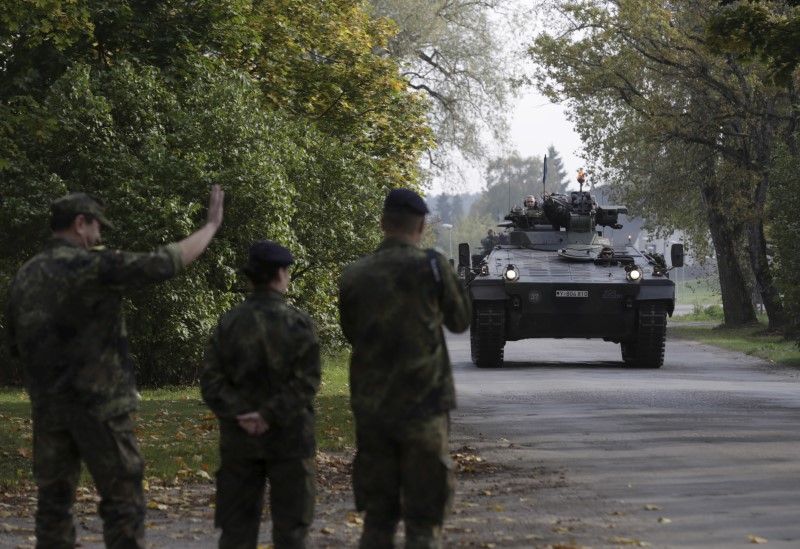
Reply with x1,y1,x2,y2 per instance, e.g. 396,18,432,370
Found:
429,93,584,196
428,1,586,196
508,93,585,185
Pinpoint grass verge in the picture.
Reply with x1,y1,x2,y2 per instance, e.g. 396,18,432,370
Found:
0,352,354,489
669,320,800,367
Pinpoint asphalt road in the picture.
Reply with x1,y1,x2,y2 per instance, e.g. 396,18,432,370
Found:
448,327,800,548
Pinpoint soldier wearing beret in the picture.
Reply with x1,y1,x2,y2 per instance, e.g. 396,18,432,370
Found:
338,188,472,548
201,240,320,549
5,186,224,548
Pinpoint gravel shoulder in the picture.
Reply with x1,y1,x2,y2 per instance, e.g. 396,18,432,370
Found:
1,425,651,549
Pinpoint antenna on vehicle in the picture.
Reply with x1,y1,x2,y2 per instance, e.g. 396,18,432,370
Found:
542,154,548,196
508,173,511,212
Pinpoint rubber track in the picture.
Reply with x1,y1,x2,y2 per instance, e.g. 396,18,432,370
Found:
631,302,667,368
471,301,506,368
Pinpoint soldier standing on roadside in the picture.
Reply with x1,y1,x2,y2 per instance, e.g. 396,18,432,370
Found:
201,240,320,549
5,185,224,548
338,189,472,548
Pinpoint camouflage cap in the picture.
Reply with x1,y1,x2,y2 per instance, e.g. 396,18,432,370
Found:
384,188,429,215
51,193,114,228
248,240,294,267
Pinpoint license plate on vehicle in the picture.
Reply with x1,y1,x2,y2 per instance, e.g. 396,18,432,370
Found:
556,290,588,297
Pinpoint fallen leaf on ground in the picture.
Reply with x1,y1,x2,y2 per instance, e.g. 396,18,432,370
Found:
748,535,768,544
609,536,651,546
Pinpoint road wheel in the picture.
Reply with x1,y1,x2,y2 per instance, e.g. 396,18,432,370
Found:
470,300,506,368
626,302,667,368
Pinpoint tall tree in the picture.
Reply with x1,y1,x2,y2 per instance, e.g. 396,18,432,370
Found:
367,0,520,173
435,194,453,223
470,155,544,220
545,145,571,194
706,0,800,338
0,1,434,383
451,194,464,223
707,0,800,84
528,0,796,329
769,140,800,341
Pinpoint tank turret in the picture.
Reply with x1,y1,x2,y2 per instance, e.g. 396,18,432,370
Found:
504,190,626,233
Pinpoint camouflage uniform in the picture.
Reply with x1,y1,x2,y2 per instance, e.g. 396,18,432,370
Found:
201,287,320,549
5,238,184,549
339,237,471,548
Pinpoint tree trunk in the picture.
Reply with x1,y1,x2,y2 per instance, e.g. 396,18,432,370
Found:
745,100,787,332
702,185,758,326
747,197,786,331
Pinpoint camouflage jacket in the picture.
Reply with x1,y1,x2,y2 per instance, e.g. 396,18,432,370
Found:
5,238,184,420
339,237,471,422
201,288,320,458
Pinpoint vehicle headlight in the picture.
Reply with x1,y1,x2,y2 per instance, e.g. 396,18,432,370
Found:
504,264,519,281
480,264,489,276
625,265,643,282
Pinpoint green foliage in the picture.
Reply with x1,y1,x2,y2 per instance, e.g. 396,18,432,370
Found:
768,141,800,343
238,0,433,186
706,0,800,84
0,352,354,488
470,154,544,219
527,0,792,328
681,304,725,321
452,212,497,257
546,146,571,195
368,0,517,172
0,391,31,488
669,321,800,367
315,351,355,450
1,1,435,385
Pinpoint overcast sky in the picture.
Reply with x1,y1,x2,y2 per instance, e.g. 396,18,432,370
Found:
426,1,586,197
508,93,584,185
429,92,584,196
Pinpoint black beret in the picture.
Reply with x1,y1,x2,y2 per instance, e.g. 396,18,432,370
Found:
248,240,294,267
51,193,114,228
384,188,429,215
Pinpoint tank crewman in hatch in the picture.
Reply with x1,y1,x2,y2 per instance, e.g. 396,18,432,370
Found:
338,188,471,548
5,186,224,548
201,240,320,549
481,228,499,252
523,194,543,219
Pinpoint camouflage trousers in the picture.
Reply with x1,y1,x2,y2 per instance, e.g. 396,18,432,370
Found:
31,404,145,549
215,447,316,549
353,413,454,549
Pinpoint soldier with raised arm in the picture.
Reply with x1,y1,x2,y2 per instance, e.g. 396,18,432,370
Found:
5,186,224,549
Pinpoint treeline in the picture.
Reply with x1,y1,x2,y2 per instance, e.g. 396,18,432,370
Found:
0,1,432,385
529,0,800,341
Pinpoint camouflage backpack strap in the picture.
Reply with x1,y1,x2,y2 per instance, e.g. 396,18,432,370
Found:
426,248,444,301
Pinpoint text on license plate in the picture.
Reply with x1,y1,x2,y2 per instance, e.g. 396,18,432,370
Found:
556,290,588,297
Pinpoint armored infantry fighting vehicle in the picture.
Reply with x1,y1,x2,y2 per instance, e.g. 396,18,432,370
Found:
459,167,684,369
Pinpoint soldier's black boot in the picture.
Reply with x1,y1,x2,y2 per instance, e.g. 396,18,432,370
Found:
359,515,397,549
404,522,443,549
